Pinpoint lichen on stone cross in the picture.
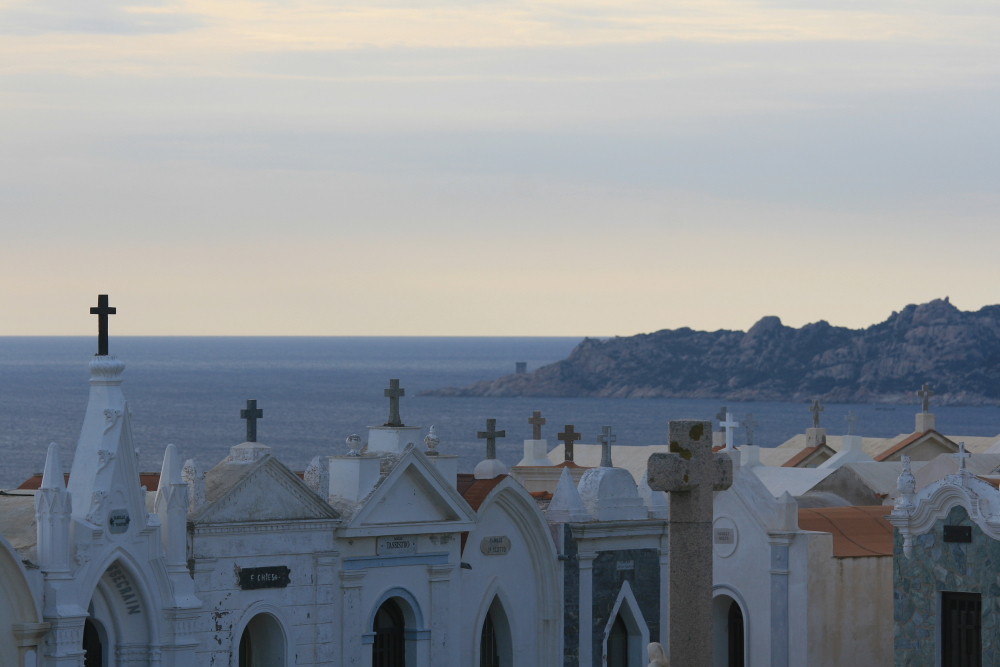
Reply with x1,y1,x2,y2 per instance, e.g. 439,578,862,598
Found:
89,294,116,357
918,383,934,413
383,379,405,427
558,425,581,462
810,400,824,428
477,418,505,460
528,410,546,440
599,425,616,467
240,399,263,442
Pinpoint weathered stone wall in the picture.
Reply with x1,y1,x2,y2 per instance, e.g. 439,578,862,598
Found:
562,526,580,667
895,505,1000,666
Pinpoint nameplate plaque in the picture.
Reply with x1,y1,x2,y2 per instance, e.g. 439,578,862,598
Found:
238,566,291,590
944,525,972,543
715,528,735,545
480,536,511,556
109,509,130,534
378,536,417,556
616,560,635,571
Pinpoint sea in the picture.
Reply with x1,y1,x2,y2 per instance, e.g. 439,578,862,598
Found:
3,336,1000,490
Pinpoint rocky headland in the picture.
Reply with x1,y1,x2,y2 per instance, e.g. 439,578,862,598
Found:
426,298,1000,405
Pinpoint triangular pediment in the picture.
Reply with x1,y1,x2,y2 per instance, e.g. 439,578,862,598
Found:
344,448,476,537
193,456,339,524
876,430,958,462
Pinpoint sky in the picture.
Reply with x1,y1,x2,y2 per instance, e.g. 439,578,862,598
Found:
2,0,999,336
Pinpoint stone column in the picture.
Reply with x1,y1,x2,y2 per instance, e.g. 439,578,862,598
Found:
428,564,455,667
578,551,597,667
340,570,368,667
768,532,794,667
43,616,87,667
658,546,670,647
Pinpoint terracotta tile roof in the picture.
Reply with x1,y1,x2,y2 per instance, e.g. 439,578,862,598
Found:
530,490,552,500
457,473,508,511
874,429,955,462
782,446,820,468
554,461,585,468
18,472,162,491
978,476,1000,488
798,505,894,558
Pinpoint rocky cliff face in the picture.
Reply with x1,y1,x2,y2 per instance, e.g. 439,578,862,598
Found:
427,299,1000,405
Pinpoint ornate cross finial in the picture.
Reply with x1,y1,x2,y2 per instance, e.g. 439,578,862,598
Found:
744,413,758,446
846,410,858,435
810,400,824,429
90,294,117,356
558,425,581,462
477,419,506,460
528,410,546,440
240,399,263,442
598,425,616,467
720,411,739,451
423,426,440,456
954,441,970,471
918,383,934,413
383,379,405,427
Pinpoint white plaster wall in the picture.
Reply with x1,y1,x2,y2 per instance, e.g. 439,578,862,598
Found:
805,540,894,667
0,541,40,667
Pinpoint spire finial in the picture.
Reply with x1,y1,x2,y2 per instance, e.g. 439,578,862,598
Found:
599,425,616,467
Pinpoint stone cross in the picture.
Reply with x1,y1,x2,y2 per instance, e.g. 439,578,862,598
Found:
953,441,970,471
743,413,758,446
383,379,405,427
528,410,546,440
918,383,934,413
477,419,505,460
720,411,739,451
89,294,117,357
240,399,263,442
647,420,734,667
810,400,824,428
558,425,581,462
846,410,858,435
598,425,616,467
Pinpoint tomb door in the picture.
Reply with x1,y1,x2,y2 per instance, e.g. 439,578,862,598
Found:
479,596,512,667
373,599,406,667
82,618,105,667
606,614,629,667
727,600,745,667
942,592,981,667
238,613,286,667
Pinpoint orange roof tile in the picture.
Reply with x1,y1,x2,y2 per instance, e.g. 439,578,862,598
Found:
782,446,820,468
18,472,162,491
798,505,894,557
457,474,508,511
530,490,552,500
874,429,955,462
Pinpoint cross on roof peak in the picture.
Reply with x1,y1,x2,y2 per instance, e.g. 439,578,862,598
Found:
557,425,581,463
810,400,824,429
598,425,616,467
846,410,858,435
720,411,739,451
528,410,546,440
918,383,934,413
240,399,263,443
477,418,506,460
89,294,117,357
954,441,970,471
383,379,405,427
743,413,758,446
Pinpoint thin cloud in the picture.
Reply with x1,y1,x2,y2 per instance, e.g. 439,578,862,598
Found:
0,0,203,35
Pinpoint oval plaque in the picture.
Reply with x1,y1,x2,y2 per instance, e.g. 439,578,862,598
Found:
480,535,511,556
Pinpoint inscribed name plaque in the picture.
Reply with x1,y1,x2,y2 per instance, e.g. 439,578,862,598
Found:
712,516,739,558
944,525,972,543
480,536,511,556
108,509,130,534
378,536,417,556
238,566,291,590
616,560,635,571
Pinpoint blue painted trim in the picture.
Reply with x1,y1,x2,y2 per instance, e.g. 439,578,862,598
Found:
362,632,376,646
343,552,448,570
405,629,432,641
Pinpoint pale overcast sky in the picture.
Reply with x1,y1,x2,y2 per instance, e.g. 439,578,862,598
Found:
2,0,998,336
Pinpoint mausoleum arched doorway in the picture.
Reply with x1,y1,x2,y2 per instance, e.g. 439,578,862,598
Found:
238,612,286,667
711,593,746,667
85,560,154,666
370,591,426,667
603,581,648,667
479,596,513,667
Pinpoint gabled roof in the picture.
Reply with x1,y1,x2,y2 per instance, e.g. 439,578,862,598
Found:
798,505,893,558
340,447,477,537
874,429,957,462
782,443,837,468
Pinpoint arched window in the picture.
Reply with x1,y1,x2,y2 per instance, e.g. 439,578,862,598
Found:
373,598,406,667
82,618,104,667
712,593,746,667
238,613,286,667
607,614,629,667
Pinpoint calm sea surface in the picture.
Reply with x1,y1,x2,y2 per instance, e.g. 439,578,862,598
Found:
2,336,1000,489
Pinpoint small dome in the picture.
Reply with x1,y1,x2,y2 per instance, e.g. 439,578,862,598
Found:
577,467,647,521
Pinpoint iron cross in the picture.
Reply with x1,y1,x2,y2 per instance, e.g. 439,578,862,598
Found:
477,418,506,460
598,425,616,467
528,411,546,440
810,400,824,429
90,294,116,356
384,379,405,427
558,425,582,462
241,399,263,442
918,383,934,413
